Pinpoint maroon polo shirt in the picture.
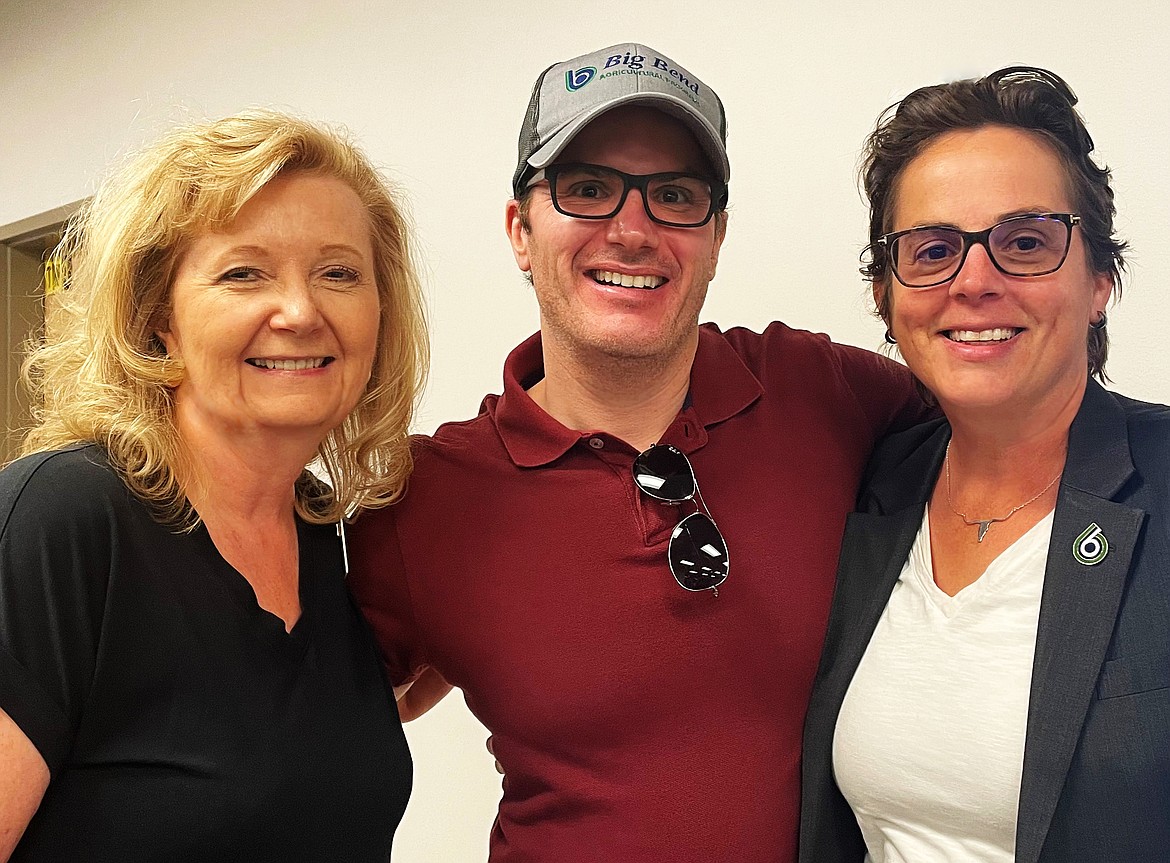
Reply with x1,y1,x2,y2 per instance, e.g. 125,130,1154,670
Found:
349,322,928,863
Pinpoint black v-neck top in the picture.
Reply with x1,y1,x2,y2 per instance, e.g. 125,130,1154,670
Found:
0,446,411,862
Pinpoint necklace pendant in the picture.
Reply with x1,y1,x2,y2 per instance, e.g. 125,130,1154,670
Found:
944,442,1064,546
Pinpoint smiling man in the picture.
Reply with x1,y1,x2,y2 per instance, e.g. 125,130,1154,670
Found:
348,43,930,863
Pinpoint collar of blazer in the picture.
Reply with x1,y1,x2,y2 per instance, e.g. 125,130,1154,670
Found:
860,379,1135,516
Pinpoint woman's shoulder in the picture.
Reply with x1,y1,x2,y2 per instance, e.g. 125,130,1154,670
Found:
865,416,949,477
855,417,949,514
0,445,128,534
1114,392,1170,435
1083,387,1170,469
1105,393,1170,489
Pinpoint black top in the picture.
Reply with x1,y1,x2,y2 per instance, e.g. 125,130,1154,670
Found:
0,446,411,862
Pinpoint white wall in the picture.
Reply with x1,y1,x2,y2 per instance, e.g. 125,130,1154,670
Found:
4,1,1169,859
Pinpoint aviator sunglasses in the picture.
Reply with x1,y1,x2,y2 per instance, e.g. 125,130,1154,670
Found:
632,444,729,596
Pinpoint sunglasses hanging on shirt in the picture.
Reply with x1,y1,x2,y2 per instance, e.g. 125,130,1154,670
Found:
632,444,729,596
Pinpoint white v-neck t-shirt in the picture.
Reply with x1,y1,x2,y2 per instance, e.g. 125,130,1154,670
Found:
832,507,1054,863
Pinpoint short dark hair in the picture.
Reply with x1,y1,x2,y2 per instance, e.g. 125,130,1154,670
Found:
861,66,1126,380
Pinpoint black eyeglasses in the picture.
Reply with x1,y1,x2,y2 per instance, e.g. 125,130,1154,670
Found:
528,163,727,228
879,213,1080,289
632,444,728,595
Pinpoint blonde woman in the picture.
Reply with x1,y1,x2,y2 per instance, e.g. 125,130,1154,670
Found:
0,111,427,861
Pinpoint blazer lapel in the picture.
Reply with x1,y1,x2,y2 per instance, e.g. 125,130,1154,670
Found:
815,424,950,715
821,508,925,681
800,502,926,863
1015,383,1147,863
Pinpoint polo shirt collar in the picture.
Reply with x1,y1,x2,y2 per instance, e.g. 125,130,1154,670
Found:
493,326,764,468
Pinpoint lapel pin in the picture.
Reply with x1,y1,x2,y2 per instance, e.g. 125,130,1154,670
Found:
1073,522,1109,566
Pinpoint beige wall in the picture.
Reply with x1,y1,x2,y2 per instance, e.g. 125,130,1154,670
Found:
2,242,45,463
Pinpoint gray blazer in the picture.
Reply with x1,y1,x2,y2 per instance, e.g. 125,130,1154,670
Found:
799,380,1170,863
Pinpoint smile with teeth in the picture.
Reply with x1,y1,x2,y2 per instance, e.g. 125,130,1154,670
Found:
945,327,1021,343
246,357,332,370
591,269,665,290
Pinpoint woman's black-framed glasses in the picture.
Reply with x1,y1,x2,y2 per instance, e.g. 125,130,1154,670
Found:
528,162,727,228
632,444,728,595
879,213,1080,289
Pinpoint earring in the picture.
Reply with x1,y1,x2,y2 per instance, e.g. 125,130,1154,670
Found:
884,329,897,345
1089,311,1108,331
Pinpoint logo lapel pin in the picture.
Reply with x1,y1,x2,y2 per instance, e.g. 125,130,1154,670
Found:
1073,522,1109,566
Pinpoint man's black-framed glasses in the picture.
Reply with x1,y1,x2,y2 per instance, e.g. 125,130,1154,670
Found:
632,444,728,595
879,213,1081,289
528,163,727,228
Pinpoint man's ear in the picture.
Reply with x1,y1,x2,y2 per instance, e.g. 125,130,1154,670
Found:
505,198,532,273
707,211,728,280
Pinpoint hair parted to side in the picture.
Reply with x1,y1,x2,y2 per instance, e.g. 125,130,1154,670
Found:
860,66,1127,381
20,109,429,527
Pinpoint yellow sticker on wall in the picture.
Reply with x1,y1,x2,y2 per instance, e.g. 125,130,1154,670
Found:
43,256,68,296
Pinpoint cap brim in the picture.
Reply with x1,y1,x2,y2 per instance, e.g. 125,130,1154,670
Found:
525,92,730,184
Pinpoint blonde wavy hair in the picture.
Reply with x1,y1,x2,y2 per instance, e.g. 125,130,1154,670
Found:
21,110,429,527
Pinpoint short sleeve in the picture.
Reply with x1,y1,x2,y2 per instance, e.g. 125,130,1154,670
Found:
830,341,936,435
0,448,115,776
346,502,428,688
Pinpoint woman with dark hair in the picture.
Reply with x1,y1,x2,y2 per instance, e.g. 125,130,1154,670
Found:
800,68,1169,863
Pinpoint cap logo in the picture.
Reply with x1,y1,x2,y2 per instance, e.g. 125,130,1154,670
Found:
606,51,646,71
565,66,596,92
594,51,701,99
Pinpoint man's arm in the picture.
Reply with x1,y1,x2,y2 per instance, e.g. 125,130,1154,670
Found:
395,663,501,772
348,502,444,720
393,667,453,722
0,707,48,862
835,341,937,434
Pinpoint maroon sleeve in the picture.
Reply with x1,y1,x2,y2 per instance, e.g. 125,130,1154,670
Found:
830,341,937,436
345,504,428,688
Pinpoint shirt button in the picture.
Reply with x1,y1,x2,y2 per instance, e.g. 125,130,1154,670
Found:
588,437,605,449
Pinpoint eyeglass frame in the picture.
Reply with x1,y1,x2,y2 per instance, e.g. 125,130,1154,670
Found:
526,162,729,228
877,212,1081,289
631,444,729,596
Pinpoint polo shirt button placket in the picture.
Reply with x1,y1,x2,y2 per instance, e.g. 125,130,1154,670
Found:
587,437,605,450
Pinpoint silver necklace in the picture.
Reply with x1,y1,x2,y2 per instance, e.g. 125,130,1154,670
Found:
944,442,1062,543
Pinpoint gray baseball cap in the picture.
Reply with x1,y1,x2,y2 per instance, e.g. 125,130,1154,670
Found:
512,42,729,198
